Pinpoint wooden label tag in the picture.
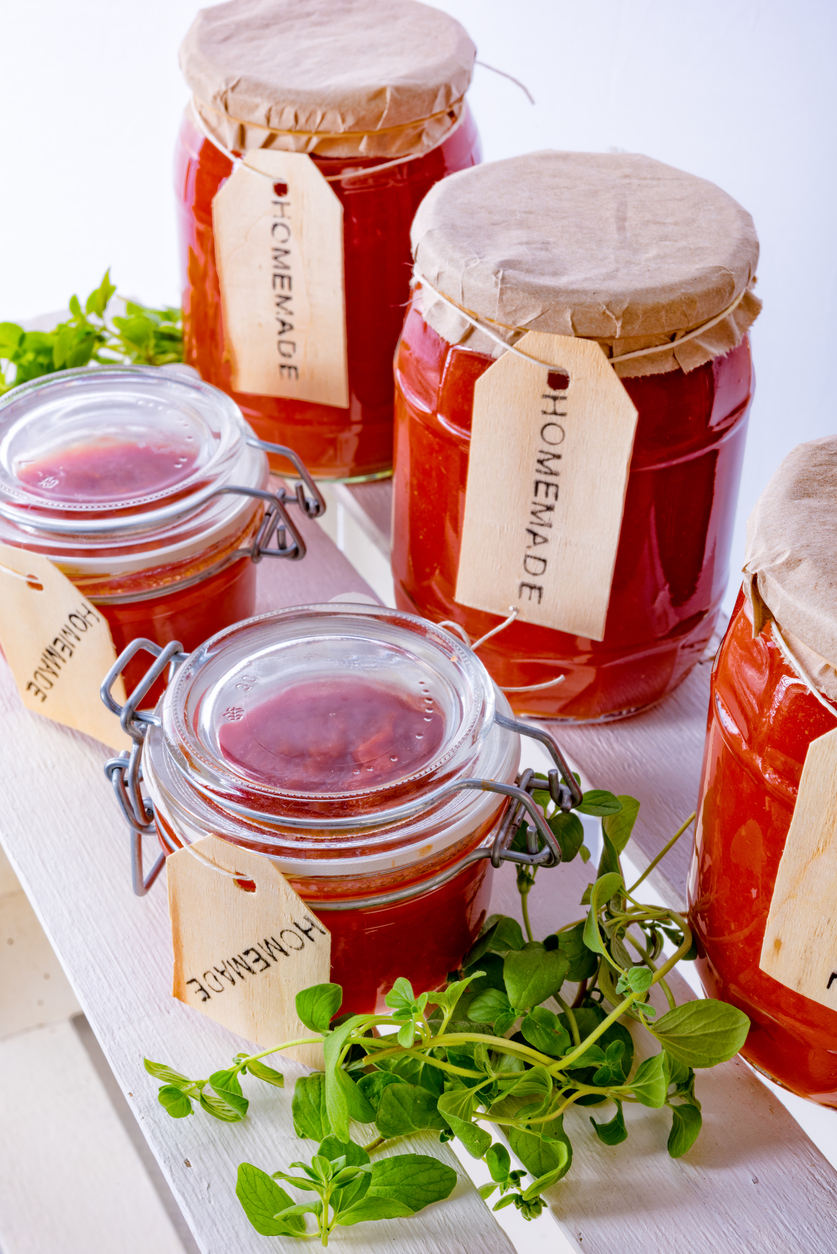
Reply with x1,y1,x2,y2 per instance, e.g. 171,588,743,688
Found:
212,150,349,408
167,835,331,1068
760,726,837,1008
0,542,128,751
455,333,638,642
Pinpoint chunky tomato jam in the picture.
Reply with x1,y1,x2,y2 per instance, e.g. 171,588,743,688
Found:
392,299,753,721
17,436,200,502
219,676,446,791
175,110,481,481
689,595,837,1104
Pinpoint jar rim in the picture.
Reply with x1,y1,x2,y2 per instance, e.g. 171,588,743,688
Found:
0,366,268,574
142,604,520,869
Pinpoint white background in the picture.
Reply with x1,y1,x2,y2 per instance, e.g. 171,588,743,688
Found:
1,0,836,607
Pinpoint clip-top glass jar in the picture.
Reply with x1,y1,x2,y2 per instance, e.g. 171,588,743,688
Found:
103,604,580,1013
0,366,321,694
176,0,482,482
689,438,837,1106
393,151,761,721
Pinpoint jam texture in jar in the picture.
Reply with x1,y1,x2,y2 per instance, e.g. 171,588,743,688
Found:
176,0,481,482
0,366,314,693
137,605,522,1014
689,438,837,1105
393,152,761,721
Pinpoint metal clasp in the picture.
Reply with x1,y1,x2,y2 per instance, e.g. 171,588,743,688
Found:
247,437,326,521
210,439,327,564
101,638,187,896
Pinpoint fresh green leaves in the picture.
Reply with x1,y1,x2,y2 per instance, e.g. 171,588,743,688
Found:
385,977,430,1048
504,943,569,1012
0,272,183,396
236,1165,305,1236
667,1101,703,1157
237,1140,455,1245
649,1000,750,1068
296,983,342,1034
147,800,749,1240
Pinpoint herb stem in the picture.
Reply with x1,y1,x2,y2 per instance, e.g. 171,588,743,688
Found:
521,888,534,944
549,920,693,1074
365,1044,482,1079
362,1136,387,1153
626,812,695,895
241,1037,323,1067
555,994,580,1046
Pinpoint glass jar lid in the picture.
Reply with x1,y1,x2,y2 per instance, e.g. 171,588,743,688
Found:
0,366,268,576
152,603,514,822
0,365,265,536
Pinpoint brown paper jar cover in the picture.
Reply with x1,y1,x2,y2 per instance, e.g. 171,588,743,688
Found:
743,436,837,700
411,150,761,378
180,0,476,157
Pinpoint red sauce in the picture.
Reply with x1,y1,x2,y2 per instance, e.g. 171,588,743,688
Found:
14,437,262,699
16,436,199,503
99,555,257,697
159,810,493,1016
392,300,753,720
218,676,445,791
689,595,837,1104
326,858,491,1014
174,111,482,481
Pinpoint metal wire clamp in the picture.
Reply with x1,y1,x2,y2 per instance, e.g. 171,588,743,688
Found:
101,639,584,903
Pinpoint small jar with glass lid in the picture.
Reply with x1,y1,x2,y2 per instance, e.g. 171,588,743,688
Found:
0,366,322,693
102,603,579,1013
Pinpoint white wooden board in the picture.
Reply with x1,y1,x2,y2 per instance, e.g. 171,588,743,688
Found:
0,1020,186,1254
2,491,837,1253
0,504,514,1254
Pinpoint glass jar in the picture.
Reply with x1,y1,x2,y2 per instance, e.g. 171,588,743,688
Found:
102,605,583,1014
689,597,837,1104
393,151,760,721
176,0,482,482
689,438,837,1105
0,366,321,694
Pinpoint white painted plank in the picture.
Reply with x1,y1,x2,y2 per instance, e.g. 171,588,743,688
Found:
0,887,81,1038
488,846,837,1254
0,504,514,1254
0,1020,186,1254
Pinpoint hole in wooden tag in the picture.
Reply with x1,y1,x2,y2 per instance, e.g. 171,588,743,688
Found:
234,878,257,893
273,181,288,196
547,370,569,391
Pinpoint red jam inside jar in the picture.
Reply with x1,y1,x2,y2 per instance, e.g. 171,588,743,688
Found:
392,297,753,721
174,108,481,482
689,594,837,1105
0,366,274,694
143,605,521,1013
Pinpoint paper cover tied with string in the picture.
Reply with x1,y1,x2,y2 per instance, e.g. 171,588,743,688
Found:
180,0,476,158
743,436,837,702
394,150,760,721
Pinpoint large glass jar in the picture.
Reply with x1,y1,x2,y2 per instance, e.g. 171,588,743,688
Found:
113,605,526,1013
176,0,482,482
0,366,319,693
689,439,837,1105
393,151,761,721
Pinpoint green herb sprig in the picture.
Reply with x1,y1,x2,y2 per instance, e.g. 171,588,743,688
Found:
0,271,183,394
145,788,750,1243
